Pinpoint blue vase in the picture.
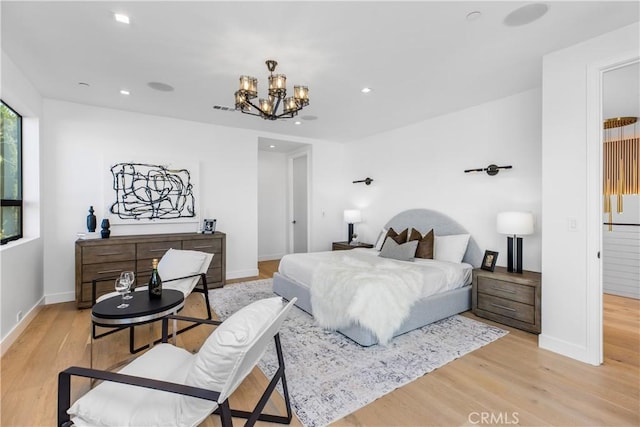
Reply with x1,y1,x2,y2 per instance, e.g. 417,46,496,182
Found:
100,219,111,238
87,206,97,232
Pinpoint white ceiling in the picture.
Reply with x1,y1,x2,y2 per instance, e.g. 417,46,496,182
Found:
2,1,639,143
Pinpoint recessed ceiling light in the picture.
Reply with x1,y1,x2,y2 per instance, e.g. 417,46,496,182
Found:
294,121,302,125
78,82,90,87
466,11,482,21
114,13,130,24
269,145,276,148
504,3,548,27
120,89,130,95
361,87,372,93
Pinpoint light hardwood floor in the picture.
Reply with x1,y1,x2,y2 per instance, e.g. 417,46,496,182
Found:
1,261,638,426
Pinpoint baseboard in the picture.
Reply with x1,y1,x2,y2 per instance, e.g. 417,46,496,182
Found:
227,268,260,280
538,333,599,366
44,291,75,305
258,253,285,262
1,297,44,357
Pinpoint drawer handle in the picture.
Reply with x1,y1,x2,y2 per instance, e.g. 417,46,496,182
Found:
491,287,516,294
97,269,122,274
490,303,516,312
192,245,213,249
100,252,121,256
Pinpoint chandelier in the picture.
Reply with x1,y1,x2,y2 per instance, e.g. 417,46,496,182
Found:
234,60,309,120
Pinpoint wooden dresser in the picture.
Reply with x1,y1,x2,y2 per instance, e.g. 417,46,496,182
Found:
472,267,541,334
75,232,226,308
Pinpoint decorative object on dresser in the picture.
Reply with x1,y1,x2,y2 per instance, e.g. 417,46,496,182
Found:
332,241,374,251
86,206,96,232
343,209,362,244
496,211,534,274
100,218,110,238
201,218,216,234
75,231,226,308
481,250,499,272
472,267,541,334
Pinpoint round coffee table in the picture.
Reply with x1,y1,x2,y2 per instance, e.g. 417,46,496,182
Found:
92,289,184,327
91,289,185,369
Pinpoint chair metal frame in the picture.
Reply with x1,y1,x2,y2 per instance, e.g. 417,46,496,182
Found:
91,272,212,353
59,315,293,427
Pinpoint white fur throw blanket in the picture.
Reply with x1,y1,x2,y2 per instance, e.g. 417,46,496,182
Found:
310,253,424,345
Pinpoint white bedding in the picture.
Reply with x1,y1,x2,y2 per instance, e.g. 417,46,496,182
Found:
277,248,472,344
278,248,472,296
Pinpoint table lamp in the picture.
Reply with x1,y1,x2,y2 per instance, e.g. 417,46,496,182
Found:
343,209,362,244
497,212,534,274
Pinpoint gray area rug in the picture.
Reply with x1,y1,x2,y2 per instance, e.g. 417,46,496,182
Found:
209,279,507,427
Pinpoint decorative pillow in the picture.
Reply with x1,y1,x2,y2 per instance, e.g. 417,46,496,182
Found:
183,296,284,415
374,228,388,251
379,238,419,261
157,248,207,280
386,227,408,245
434,234,470,263
409,228,434,259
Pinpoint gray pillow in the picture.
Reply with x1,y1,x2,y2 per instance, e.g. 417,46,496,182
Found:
379,238,419,261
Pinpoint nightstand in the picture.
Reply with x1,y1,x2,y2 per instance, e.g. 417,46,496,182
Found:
332,241,374,251
472,267,541,334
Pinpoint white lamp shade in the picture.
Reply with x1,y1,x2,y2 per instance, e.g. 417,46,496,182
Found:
497,212,534,235
343,209,362,224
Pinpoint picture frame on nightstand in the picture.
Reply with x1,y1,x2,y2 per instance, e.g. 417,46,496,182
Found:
481,250,498,271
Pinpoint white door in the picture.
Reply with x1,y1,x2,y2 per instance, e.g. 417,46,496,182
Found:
291,154,308,253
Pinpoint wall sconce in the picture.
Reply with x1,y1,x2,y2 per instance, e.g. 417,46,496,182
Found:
353,177,374,185
464,164,512,176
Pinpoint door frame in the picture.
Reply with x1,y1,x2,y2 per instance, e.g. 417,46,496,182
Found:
287,147,312,254
585,53,639,365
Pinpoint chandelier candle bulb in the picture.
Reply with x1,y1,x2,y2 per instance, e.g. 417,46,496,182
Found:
260,98,273,115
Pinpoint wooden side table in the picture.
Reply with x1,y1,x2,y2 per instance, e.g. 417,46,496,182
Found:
332,241,374,251
472,267,541,334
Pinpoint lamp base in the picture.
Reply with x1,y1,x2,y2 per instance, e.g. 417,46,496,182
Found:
348,223,354,244
507,236,523,274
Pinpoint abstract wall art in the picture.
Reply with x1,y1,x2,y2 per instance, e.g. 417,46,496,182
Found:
108,162,197,222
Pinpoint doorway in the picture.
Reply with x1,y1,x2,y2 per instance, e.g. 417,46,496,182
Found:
289,150,310,253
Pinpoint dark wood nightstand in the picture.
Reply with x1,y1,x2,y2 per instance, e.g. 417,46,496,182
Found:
332,241,374,251
472,267,541,334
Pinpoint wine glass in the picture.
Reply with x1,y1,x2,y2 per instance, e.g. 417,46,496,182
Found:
115,277,130,309
121,271,135,300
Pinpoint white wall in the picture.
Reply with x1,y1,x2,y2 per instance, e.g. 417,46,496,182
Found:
41,100,261,301
540,22,639,364
344,89,542,271
0,51,44,347
258,150,288,260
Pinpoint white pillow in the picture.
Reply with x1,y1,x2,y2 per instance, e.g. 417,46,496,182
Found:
157,248,207,280
374,228,388,251
181,297,284,415
434,234,470,263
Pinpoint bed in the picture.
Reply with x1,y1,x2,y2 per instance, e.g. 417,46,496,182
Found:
273,209,483,346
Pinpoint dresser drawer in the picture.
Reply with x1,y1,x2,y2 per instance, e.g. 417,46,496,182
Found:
477,294,534,324
82,260,136,283
82,244,136,264
182,238,222,253
477,276,534,305
136,241,181,260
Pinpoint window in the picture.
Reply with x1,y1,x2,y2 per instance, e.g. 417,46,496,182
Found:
1,100,22,244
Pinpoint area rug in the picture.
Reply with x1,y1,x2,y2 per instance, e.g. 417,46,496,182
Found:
209,279,507,427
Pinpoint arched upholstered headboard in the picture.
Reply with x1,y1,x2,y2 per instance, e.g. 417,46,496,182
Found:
384,209,483,267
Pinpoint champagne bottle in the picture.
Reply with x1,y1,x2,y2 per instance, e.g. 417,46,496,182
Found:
148,258,162,299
